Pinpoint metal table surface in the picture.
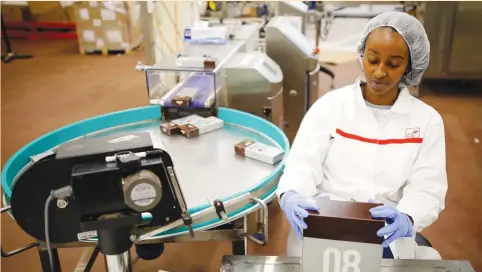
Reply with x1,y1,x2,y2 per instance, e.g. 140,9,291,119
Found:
220,256,476,272
148,40,247,73
2,106,289,241
83,118,281,210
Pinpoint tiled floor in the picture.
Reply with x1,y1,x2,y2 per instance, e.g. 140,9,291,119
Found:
1,39,481,271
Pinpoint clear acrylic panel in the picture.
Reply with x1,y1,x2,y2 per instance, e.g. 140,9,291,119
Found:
145,41,246,110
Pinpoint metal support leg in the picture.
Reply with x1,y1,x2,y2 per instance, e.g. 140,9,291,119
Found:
229,217,246,255
240,197,269,246
84,247,100,271
74,247,100,272
104,251,132,272
1,15,33,63
231,239,246,255
38,244,61,272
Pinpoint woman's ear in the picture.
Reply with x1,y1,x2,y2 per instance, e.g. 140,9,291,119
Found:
358,54,364,71
404,65,411,76
404,60,412,75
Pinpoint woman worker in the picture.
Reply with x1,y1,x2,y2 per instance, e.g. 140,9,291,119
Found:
276,11,447,259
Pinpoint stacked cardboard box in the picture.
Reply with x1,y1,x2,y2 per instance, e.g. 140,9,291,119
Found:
28,1,76,23
2,2,29,22
2,2,76,23
72,1,142,54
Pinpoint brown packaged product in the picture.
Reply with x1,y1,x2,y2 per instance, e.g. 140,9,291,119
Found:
234,140,256,157
204,60,216,69
171,96,192,107
179,124,200,138
160,122,180,136
304,198,385,244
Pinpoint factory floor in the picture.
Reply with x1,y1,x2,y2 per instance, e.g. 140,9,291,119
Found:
1,39,481,272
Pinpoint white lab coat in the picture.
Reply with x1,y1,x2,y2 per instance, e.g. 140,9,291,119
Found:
277,78,448,259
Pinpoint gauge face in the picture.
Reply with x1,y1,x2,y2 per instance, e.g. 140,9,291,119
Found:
130,182,157,207
123,170,163,212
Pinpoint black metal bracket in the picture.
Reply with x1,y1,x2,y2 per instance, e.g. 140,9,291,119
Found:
1,205,11,213
2,241,40,258
213,200,227,221
1,205,40,258
1,15,33,63
319,65,335,90
83,247,100,272
263,107,272,118
181,211,195,237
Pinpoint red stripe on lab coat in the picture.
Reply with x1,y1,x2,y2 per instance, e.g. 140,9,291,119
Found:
336,129,423,145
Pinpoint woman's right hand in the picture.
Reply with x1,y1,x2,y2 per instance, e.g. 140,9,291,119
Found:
280,191,319,239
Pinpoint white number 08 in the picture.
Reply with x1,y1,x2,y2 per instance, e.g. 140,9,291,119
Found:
322,248,361,272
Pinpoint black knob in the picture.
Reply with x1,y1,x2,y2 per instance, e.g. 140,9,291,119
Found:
116,151,141,175
263,107,272,117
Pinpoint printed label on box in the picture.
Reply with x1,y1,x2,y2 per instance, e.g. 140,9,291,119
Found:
106,30,122,43
303,238,383,272
188,117,224,135
83,30,95,42
89,1,97,7
96,39,105,48
101,9,116,21
77,230,98,240
184,28,192,41
171,115,204,126
244,142,284,164
79,8,90,20
93,19,102,27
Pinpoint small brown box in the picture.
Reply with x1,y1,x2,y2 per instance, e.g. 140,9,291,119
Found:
234,140,256,157
171,96,192,107
204,60,216,69
304,198,385,244
160,122,180,136
179,124,200,138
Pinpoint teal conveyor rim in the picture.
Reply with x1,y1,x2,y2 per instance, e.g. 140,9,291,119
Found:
1,106,290,218
155,183,278,237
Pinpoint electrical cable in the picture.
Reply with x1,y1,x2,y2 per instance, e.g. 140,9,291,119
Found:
44,186,73,272
44,194,55,272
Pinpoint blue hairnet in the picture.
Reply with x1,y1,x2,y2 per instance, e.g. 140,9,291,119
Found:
357,11,430,87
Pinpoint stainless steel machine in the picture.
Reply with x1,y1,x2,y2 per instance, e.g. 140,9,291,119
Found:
144,40,247,120
422,2,482,79
139,34,287,132
265,16,320,142
224,52,284,129
220,255,476,272
276,1,309,34
204,20,264,52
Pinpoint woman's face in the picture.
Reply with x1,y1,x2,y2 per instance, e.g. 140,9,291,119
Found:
362,27,410,95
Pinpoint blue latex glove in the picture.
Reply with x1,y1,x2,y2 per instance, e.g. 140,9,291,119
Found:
280,191,318,239
370,205,413,248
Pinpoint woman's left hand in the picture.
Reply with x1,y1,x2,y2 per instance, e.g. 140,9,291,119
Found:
369,205,413,248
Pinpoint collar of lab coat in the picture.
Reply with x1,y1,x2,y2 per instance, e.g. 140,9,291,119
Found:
354,77,413,115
